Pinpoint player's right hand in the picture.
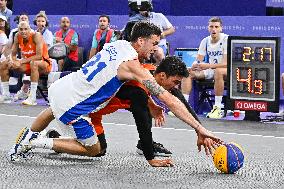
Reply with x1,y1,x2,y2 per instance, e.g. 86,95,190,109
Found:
147,159,174,167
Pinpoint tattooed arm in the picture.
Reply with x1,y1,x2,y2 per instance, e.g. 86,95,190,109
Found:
117,59,222,156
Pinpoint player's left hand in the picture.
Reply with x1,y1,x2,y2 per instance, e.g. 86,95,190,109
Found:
196,128,223,156
148,101,165,127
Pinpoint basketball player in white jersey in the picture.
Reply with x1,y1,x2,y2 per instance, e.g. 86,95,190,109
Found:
181,17,228,119
9,22,222,167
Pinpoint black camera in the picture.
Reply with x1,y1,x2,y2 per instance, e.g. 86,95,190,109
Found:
128,0,153,12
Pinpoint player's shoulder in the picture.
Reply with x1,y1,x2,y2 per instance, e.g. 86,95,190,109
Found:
200,36,209,45
220,33,229,40
107,40,137,56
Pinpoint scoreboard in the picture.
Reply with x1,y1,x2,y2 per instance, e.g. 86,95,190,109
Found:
226,36,280,112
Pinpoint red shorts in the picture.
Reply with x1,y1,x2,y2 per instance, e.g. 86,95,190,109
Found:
24,60,52,75
89,97,131,135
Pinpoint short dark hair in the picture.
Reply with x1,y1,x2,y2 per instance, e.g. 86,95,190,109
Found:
99,15,110,23
130,21,161,42
209,16,223,26
155,56,189,78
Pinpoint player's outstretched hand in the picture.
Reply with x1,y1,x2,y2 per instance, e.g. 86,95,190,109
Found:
147,159,174,167
196,127,223,156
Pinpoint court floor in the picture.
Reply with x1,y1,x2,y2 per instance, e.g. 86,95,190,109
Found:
0,104,284,189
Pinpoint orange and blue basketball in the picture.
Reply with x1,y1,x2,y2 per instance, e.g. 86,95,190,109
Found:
213,142,244,174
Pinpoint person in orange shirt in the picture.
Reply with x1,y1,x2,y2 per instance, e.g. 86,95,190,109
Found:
0,21,51,105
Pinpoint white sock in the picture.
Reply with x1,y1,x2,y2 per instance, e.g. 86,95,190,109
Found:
215,96,223,108
183,94,189,101
30,82,38,100
1,82,10,96
21,129,39,145
30,138,54,149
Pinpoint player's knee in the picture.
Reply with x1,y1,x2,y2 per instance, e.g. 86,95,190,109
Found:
85,143,101,157
30,60,39,71
0,60,9,69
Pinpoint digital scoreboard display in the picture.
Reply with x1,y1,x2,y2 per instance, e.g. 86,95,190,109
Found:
226,36,280,112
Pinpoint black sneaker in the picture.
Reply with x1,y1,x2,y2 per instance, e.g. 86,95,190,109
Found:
136,141,172,157
153,142,172,157
46,129,61,138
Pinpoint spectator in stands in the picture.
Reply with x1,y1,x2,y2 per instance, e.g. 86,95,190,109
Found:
34,11,53,48
0,21,52,105
0,0,12,24
0,15,8,54
54,16,79,71
89,15,117,59
7,13,30,54
128,0,175,64
34,11,57,72
181,17,228,119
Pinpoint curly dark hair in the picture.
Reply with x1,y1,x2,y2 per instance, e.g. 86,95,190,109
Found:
130,21,161,42
155,56,189,78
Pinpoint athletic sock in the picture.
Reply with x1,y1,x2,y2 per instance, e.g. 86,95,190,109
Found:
30,138,54,149
1,82,10,96
215,96,223,108
30,82,38,100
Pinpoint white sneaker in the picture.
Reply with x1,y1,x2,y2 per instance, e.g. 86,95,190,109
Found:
206,105,223,119
8,127,38,162
0,94,13,103
21,96,37,106
14,89,29,101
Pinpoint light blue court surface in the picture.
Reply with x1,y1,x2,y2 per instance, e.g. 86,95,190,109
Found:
0,104,284,189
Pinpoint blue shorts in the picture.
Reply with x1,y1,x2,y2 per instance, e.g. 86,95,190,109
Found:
55,117,97,146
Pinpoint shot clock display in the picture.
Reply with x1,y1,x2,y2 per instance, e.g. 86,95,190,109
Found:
227,36,280,112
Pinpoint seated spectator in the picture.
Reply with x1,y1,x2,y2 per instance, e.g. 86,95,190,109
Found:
54,17,79,71
6,13,33,101
0,15,8,54
0,21,52,105
34,11,57,72
181,17,228,119
34,11,53,48
89,15,117,59
0,0,12,24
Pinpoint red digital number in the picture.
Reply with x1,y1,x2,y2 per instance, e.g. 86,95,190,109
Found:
236,68,263,95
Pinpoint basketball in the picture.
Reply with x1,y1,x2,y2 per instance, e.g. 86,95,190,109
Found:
213,142,244,174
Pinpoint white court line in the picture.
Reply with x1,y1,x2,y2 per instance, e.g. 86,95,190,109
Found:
1,113,284,139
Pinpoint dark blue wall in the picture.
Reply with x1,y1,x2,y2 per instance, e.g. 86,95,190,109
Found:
13,0,266,16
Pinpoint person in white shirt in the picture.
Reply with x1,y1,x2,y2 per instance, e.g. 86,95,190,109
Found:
0,15,8,53
34,11,57,72
34,11,53,48
128,0,175,64
181,17,228,119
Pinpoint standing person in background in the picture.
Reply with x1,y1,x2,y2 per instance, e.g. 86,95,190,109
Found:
128,0,175,64
54,17,79,71
0,0,12,24
89,15,117,59
181,17,228,119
